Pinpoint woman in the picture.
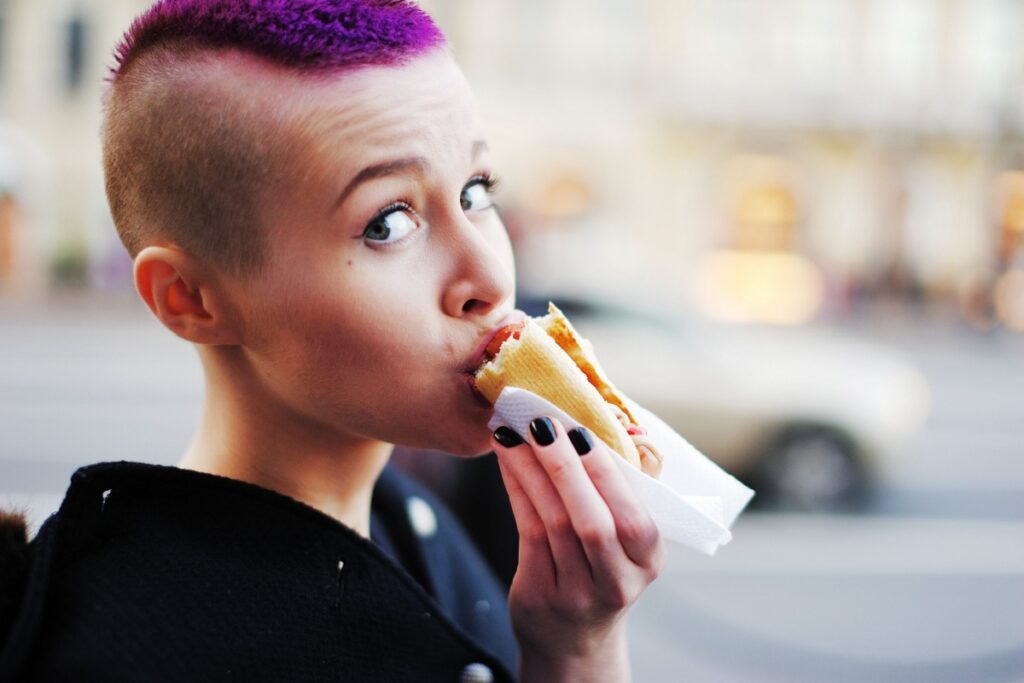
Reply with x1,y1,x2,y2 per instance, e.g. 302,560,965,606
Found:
0,2,662,680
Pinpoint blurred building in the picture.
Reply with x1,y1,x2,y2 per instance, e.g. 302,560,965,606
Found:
2,0,1024,329
0,0,146,298
428,0,1024,328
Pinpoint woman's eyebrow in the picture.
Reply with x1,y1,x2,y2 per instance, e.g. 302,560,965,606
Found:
335,156,428,209
335,140,488,211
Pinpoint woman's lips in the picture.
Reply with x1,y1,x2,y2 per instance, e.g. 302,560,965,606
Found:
461,310,527,409
464,310,527,373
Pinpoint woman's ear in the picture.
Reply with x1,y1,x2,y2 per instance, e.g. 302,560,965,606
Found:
133,246,243,345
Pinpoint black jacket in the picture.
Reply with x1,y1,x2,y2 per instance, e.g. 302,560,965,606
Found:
0,461,517,682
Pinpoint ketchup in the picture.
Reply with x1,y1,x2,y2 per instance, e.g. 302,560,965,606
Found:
484,321,527,361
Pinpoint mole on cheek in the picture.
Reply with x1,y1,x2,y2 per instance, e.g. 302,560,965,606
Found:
347,260,353,266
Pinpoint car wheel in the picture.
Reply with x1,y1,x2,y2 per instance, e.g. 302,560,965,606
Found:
752,427,867,512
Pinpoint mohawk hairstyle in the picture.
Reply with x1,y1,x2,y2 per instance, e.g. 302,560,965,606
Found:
103,0,446,275
112,0,445,80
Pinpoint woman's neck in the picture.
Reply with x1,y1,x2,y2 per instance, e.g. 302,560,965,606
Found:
178,349,393,537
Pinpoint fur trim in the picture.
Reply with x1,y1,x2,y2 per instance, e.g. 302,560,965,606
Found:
0,507,30,644
0,508,28,547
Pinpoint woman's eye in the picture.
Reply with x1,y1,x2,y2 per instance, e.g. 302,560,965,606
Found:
362,206,418,245
461,179,495,212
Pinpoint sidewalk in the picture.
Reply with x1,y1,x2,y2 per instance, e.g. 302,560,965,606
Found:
0,288,148,323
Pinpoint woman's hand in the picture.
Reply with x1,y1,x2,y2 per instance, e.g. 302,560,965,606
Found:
492,417,664,683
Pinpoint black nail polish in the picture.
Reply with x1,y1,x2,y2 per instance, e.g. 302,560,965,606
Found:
494,426,524,448
529,417,556,446
567,428,593,456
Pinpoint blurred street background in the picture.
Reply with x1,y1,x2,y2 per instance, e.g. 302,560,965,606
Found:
1,0,1023,681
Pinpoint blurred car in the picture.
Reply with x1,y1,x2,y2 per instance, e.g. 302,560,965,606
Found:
520,295,931,511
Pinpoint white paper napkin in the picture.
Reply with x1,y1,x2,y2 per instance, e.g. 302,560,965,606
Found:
488,387,755,555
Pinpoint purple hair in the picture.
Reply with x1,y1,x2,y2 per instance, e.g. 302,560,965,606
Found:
112,0,446,80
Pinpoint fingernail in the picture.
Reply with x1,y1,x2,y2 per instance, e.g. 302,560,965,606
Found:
494,426,524,447
567,427,593,456
529,417,556,446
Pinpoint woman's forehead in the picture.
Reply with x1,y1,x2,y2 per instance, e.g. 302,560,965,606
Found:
290,53,484,172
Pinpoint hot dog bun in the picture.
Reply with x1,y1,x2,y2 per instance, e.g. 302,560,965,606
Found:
475,303,662,476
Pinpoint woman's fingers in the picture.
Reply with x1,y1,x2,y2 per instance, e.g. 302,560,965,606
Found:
495,418,662,573
493,428,592,588
577,435,663,571
508,418,627,574
493,418,664,663
494,451,556,585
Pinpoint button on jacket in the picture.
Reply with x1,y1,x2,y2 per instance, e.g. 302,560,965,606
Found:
0,461,517,682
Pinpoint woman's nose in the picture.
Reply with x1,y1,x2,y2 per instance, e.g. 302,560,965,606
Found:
441,215,516,318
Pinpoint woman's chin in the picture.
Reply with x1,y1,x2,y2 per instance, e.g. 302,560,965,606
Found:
441,422,497,458
387,426,493,458
447,435,496,458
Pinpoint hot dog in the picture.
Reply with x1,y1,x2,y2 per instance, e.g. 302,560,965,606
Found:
474,302,664,478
